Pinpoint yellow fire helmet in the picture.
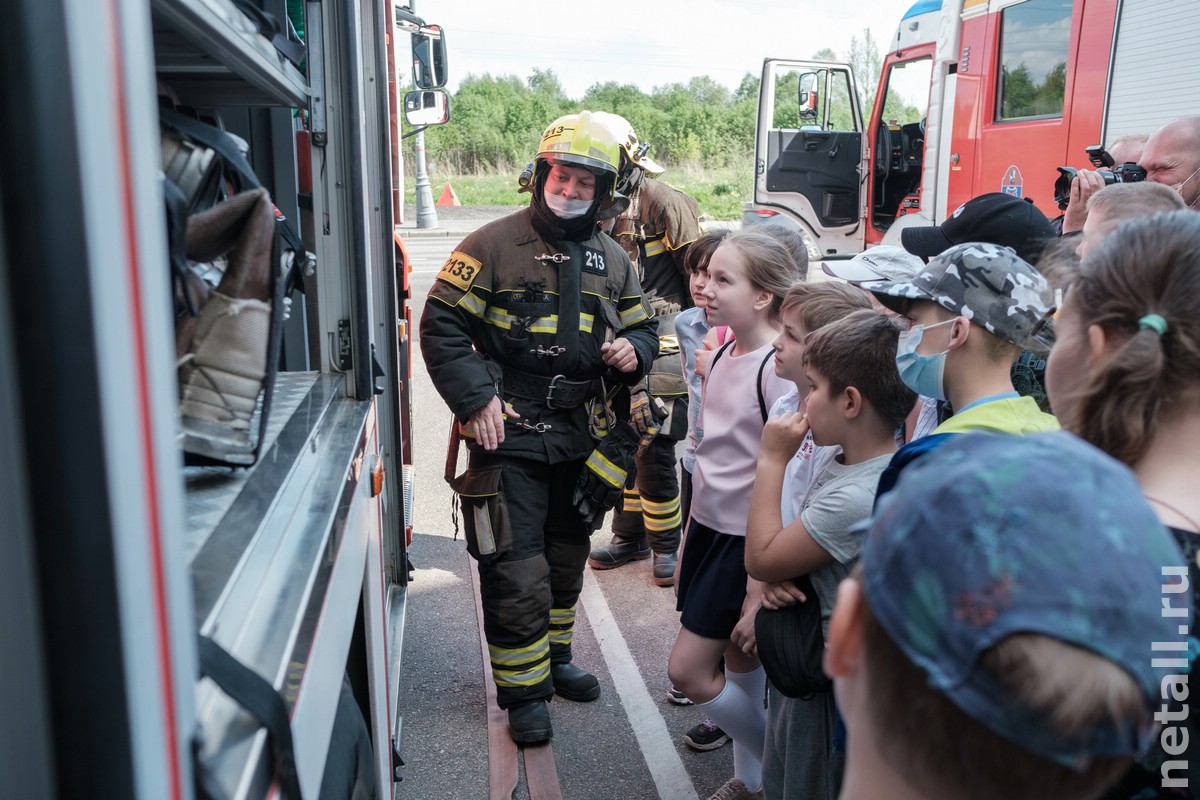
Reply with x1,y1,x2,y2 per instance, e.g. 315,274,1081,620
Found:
590,111,665,176
536,111,621,185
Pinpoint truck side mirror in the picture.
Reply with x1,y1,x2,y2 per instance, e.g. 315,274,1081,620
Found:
798,72,819,121
404,90,450,127
411,25,448,89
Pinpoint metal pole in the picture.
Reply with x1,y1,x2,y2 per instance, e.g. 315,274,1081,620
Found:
409,0,438,228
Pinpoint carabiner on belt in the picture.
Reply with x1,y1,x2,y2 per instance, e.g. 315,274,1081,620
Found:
531,344,567,358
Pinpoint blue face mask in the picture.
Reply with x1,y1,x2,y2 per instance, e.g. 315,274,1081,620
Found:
895,318,957,401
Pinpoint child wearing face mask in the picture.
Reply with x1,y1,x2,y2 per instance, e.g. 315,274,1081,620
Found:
857,241,1061,503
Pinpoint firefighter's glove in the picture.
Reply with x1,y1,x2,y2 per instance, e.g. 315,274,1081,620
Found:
629,388,667,438
585,397,610,440
573,420,639,531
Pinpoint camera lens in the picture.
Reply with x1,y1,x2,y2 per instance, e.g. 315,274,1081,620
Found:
1054,166,1077,207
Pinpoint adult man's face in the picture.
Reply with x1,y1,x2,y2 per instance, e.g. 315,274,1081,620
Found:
1140,119,1200,208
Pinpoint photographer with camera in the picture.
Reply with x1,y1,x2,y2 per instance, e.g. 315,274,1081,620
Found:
1141,115,1200,210
1055,133,1148,234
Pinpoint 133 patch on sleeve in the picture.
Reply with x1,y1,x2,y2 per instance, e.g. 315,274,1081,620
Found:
437,251,483,291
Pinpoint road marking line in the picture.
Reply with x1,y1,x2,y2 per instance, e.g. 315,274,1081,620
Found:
579,569,700,800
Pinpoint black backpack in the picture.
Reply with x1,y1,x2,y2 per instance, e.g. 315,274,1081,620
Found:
754,574,832,698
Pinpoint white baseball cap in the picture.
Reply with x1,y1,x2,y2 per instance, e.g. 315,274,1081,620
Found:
821,246,924,284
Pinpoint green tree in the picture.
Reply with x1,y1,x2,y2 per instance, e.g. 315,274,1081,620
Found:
846,28,883,117
1034,61,1067,117
1000,63,1037,118
735,72,760,103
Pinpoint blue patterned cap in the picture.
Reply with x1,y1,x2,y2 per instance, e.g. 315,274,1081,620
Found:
861,431,1188,766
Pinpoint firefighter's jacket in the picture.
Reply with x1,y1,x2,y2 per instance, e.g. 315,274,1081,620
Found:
609,178,702,309
420,207,659,463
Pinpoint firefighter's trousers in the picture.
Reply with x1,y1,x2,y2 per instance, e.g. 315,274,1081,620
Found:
611,433,682,556
464,450,591,709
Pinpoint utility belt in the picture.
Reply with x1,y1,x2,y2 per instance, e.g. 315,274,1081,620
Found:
504,368,602,409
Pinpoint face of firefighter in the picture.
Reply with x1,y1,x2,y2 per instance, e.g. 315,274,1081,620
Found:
544,163,597,201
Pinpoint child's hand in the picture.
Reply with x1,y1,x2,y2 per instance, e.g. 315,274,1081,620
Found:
761,579,808,610
731,596,761,657
731,581,764,656
694,347,713,380
694,328,722,380
760,411,810,463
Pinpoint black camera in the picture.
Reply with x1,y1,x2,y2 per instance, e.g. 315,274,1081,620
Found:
1054,144,1147,208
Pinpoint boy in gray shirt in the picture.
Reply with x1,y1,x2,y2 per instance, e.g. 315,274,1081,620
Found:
746,309,917,800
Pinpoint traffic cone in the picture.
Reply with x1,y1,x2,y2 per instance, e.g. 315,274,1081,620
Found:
436,183,461,206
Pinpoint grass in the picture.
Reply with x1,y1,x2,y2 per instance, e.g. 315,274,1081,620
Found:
415,158,753,221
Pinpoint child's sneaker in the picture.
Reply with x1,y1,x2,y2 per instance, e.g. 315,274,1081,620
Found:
666,686,693,705
706,777,763,799
684,718,730,751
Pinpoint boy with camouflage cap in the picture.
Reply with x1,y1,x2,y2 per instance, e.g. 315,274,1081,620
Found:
859,241,1059,497
824,431,1189,800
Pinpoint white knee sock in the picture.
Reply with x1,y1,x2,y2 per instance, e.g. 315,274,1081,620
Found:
699,666,767,791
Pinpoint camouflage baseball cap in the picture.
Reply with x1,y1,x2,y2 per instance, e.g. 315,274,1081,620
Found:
861,431,1187,765
859,242,1054,347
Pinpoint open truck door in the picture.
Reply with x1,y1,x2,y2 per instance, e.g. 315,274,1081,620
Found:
753,60,868,257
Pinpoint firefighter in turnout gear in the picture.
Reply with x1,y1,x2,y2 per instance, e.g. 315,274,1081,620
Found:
588,112,702,586
420,111,659,744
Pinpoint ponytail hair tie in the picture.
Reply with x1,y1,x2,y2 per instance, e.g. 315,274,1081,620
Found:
1138,314,1168,336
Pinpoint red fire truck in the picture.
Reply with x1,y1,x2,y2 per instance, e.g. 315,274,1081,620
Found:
0,0,447,797
750,0,1200,257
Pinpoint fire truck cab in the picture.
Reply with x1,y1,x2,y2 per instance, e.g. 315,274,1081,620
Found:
751,0,1200,258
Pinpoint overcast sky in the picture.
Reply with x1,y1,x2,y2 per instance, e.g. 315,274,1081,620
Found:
415,0,921,100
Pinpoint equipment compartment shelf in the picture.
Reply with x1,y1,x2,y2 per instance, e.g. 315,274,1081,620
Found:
151,0,307,107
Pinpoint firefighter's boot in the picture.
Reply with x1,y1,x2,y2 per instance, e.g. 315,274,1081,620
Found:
590,487,651,569
651,550,678,587
587,534,651,569
177,291,270,464
507,700,552,744
546,601,599,701
177,188,275,464
642,491,682,587
550,662,601,702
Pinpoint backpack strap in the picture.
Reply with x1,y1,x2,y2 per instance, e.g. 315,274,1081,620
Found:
708,339,735,374
709,340,774,423
159,108,308,293
755,349,775,424
196,635,303,800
